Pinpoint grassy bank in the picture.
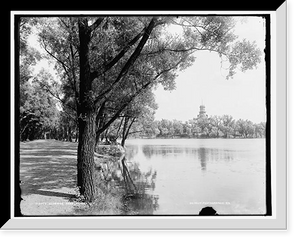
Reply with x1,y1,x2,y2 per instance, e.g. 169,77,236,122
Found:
73,181,125,215
20,140,131,216
72,144,126,215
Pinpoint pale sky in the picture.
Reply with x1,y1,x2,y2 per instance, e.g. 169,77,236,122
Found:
154,17,266,123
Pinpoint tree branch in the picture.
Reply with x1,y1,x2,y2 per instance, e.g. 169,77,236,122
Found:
90,25,146,81
91,17,166,82
88,17,106,32
41,38,71,72
128,130,144,135
124,117,136,140
153,55,191,80
96,81,152,137
58,17,70,29
37,80,77,114
94,17,157,106
69,43,79,100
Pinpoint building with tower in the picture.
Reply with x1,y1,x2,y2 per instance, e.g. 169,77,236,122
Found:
198,103,207,119
199,105,206,117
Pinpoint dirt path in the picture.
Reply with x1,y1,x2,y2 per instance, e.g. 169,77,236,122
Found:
20,139,86,216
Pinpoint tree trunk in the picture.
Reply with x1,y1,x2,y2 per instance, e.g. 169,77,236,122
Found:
68,126,72,142
64,126,68,141
75,130,78,142
121,117,135,147
77,18,97,202
77,111,97,202
121,117,129,147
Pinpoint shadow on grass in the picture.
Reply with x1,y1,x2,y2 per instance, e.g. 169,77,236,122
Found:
34,189,77,198
20,140,78,198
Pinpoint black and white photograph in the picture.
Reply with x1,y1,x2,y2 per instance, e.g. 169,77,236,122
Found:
5,6,288,230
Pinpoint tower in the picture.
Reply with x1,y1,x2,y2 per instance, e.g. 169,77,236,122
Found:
198,100,207,118
199,105,206,117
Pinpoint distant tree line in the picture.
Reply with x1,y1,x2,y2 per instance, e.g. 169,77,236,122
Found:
127,114,266,139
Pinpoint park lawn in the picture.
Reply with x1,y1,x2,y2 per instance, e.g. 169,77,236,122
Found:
19,139,123,216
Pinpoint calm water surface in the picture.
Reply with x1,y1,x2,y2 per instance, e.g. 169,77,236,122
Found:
124,138,266,215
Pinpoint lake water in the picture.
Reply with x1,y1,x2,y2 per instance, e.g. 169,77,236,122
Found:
124,138,266,215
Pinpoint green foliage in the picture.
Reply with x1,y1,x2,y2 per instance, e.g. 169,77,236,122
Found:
25,16,263,143
99,89,158,145
227,39,262,79
19,18,40,58
219,115,235,138
20,77,59,141
19,18,42,106
141,114,265,139
19,19,60,141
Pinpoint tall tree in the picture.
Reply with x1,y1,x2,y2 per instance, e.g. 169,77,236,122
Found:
76,17,159,201
210,115,222,137
220,115,235,138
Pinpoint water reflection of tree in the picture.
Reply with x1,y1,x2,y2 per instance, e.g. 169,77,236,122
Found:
140,145,234,171
96,155,159,215
198,148,207,170
125,145,139,160
117,157,159,215
142,145,186,159
197,148,234,169
207,149,234,162
120,157,137,193
142,145,163,158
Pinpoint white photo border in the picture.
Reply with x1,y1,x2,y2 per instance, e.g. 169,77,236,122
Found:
4,3,287,230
